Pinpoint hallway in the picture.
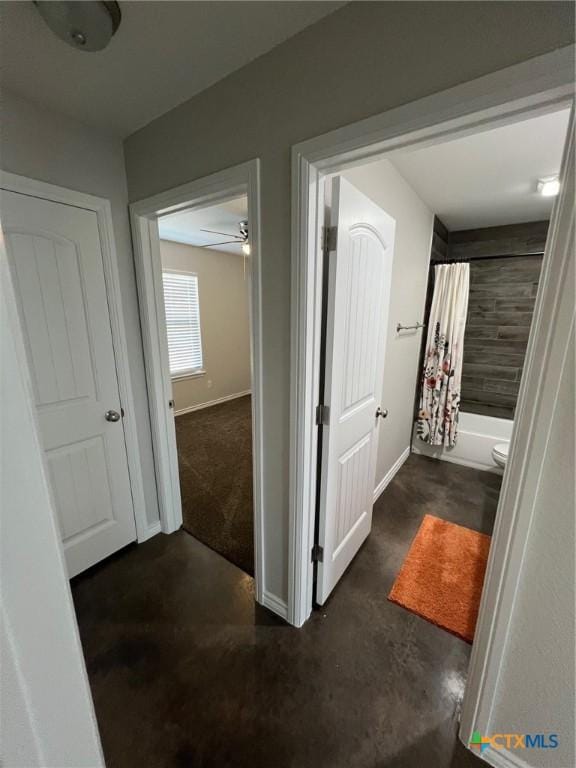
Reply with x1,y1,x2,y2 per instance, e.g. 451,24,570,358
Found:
72,455,499,768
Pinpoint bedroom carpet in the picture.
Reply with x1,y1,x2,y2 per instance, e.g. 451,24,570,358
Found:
388,514,492,643
175,395,254,575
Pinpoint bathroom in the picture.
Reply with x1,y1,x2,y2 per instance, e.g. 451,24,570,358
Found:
313,103,571,651
404,111,570,479
412,219,547,474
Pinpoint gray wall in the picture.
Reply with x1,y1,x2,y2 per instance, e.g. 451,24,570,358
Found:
492,325,575,767
341,159,434,487
124,1,574,601
1,89,160,528
486,220,575,768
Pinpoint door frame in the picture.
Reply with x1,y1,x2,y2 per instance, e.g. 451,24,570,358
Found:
289,42,574,746
0,170,149,542
130,159,265,605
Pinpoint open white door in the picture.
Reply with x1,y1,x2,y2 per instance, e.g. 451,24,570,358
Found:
316,176,395,604
1,189,137,577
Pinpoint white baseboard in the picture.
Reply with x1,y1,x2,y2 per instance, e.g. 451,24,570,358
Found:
174,389,251,416
138,520,162,543
479,746,532,768
373,447,410,502
261,590,289,621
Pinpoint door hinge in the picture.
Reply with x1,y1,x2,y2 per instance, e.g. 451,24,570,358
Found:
315,404,330,426
168,399,175,409
322,225,338,253
311,544,324,563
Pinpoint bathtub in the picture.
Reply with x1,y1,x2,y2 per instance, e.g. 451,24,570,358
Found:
411,411,513,474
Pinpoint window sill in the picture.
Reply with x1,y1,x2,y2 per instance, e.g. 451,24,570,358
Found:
171,369,206,382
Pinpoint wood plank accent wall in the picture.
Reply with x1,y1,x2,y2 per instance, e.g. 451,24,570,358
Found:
449,220,549,260
431,215,449,261
453,222,548,419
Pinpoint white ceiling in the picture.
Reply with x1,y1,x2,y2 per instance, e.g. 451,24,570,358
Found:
159,196,248,255
390,108,570,231
0,1,345,137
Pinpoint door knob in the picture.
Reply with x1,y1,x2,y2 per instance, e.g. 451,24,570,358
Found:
105,410,121,422
376,407,388,419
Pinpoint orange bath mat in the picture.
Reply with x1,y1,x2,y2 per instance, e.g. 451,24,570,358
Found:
388,514,491,643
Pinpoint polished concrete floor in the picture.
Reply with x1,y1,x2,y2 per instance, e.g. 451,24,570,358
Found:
72,454,500,768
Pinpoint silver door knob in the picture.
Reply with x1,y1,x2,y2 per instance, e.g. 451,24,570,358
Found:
105,410,121,422
376,407,388,419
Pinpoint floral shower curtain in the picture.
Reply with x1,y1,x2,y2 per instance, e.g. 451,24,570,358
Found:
417,262,469,447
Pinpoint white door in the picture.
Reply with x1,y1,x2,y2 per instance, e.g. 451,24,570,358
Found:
316,176,395,603
1,190,137,577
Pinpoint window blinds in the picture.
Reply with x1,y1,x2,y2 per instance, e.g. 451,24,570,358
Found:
162,271,204,377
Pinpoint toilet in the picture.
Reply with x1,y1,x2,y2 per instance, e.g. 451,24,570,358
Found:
492,442,509,469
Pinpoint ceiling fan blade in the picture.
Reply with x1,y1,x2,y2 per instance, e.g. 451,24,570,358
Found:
199,228,241,239
199,240,240,248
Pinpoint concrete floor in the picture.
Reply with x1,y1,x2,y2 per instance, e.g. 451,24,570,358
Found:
72,454,500,768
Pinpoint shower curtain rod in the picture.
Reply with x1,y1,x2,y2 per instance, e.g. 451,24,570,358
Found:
431,251,545,265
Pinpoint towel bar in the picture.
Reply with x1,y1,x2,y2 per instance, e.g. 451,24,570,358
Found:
396,322,425,332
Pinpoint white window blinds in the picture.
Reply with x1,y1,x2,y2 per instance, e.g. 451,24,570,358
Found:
162,271,204,377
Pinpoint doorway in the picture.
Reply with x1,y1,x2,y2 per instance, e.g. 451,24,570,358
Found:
291,63,574,754
312,103,569,606
130,159,266,604
158,197,255,574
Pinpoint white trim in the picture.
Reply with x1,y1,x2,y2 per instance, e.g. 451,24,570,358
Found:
130,160,266,608
174,390,251,416
373,447,410,503
460,109,575,748
288,44,574,751
140,521,162,543
288,46,574,630
132,215,183,535
261,590,289,621
0,169,149,544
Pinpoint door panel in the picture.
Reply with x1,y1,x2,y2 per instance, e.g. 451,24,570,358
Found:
317,177,395,604
9,231,96,406
2,190,137,576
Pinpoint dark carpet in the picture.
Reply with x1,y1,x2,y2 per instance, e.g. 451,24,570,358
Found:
175,395,254,575
72,454,500,768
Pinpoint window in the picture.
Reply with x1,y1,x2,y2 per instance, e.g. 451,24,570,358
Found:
162,270,204,378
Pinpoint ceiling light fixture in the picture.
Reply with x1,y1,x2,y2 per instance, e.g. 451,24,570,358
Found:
537,176,560,198
34,1,122,52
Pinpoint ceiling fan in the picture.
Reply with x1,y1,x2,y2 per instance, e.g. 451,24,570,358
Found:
200,220,250,253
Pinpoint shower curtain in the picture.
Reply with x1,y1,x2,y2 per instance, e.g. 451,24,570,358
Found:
417,262,469,447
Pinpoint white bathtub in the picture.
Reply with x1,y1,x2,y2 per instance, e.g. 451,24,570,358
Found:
411,411,513,473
